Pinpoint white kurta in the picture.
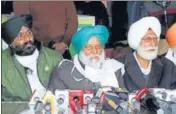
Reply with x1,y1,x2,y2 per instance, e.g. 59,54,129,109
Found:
74,55,124,88
15,49,46,93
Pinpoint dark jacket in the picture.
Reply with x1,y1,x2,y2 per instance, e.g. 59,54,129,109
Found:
13,1,78,46
117,52,176,92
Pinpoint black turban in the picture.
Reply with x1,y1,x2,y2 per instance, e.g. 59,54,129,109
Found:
1,14,32,45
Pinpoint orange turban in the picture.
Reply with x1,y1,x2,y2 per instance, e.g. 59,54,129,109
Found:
166,23,176,48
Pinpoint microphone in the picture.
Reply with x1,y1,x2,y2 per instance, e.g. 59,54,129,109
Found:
170,94,176,103
55,90,69,114
73,96,83,114
111,87,129,101
106,97,124,114
86,99,98,114
34,100,44,114
29,90,46,105
150,89,176,114
69,90,84,114
136,88,160,112
44,102,52,114
43,91,57,114
135,88,149,102
157,98,176,114
93,88,129,114
94,88,106,106
85,88,105,114
151,88,168,101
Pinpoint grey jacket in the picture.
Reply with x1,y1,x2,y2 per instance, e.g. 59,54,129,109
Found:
49,59,124,92
117,51,176,92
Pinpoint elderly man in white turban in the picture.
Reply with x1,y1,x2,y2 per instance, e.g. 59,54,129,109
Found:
117,16,176,92
49,25,125,91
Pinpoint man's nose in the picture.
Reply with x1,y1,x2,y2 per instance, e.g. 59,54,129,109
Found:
23,39,33,45
26,35,32,41
92,47,99,54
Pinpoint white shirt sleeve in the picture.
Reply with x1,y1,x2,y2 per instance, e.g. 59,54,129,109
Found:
121,66,125,76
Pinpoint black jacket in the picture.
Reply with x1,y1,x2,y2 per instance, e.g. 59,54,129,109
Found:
117,51,176,92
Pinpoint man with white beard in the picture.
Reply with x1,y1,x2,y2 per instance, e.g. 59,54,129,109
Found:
165,23,176,65
117,16,176,92
49,25,125,91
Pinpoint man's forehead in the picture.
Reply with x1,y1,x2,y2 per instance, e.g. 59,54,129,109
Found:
142,29,157,40
11,26,32,45
86,36,101,45
19,26,29,32
145,29,157,37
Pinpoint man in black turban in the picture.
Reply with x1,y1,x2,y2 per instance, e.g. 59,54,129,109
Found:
2,14,35,55
1,14,63,101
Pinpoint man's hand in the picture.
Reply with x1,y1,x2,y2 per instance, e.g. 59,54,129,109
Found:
52,42,68,54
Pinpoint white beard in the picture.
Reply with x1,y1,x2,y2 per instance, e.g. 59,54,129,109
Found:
136,46,158,60
78,50,105,69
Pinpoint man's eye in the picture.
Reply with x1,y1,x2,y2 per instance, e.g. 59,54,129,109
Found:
96,45,101,49
27,30,32,35
153,38,158,41
19,33,23,38
85,46,91,49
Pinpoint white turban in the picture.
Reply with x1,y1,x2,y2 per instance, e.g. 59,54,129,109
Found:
128,16,161,50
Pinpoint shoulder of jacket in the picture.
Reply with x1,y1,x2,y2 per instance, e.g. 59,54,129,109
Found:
42,47,63,59
2,48,12,60
58,59,74,68
160,56,175,67
154,56,168,67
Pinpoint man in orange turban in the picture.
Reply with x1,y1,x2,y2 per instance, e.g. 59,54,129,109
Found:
166,23,176,65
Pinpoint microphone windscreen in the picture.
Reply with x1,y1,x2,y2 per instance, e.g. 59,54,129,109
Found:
108,100,117,110
103,92,121,111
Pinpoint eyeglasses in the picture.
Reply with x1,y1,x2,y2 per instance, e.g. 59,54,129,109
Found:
142,37,158,43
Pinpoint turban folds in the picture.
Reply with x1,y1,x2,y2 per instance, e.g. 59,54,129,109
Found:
1,14,32,45
166,23,176,48
71,25,109,53
128,16,161,50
